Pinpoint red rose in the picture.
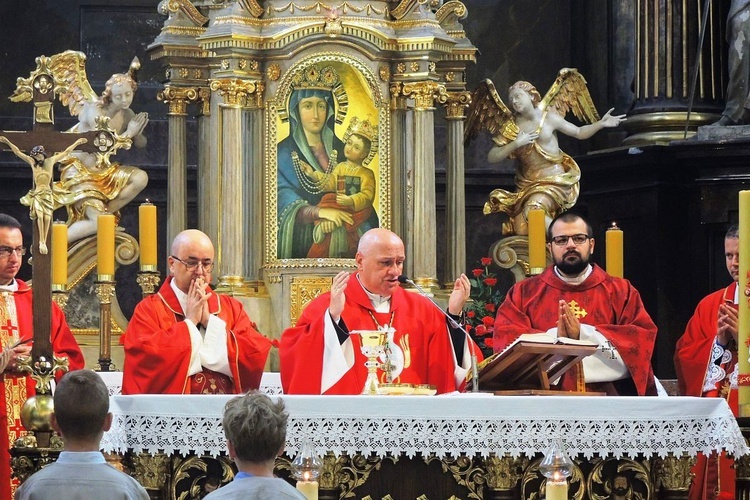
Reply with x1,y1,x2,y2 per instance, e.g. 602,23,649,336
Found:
483,277,497,286
482,316,494,327
474,324,487,336
465,324,473,333
466,310,476,318
481,257,493,266
484,303,496,312
484,337,494,348
472,268,483,277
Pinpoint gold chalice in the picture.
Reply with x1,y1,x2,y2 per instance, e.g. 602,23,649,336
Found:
351,330,386,395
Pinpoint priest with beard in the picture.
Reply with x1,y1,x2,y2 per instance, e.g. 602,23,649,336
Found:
493,212,658,395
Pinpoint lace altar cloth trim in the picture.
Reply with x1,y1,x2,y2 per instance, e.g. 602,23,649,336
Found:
101,394,748,460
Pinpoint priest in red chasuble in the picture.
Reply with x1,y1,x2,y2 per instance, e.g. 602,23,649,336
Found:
280,228,482,395
0,213,84,499
494,212,658,396
674,225,740,500
122,229,273,395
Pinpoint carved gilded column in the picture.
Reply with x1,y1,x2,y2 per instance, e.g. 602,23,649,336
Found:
484,454,528,500
208,78,264,295
402,81,441,291
158,86,196,246
652,454,695,499
389,82,409,268
437,89,471,286
624,0,727,144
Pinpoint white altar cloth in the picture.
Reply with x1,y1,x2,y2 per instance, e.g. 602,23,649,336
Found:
101,394,748,461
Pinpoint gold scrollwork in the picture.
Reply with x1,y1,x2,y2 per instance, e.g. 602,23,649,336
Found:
158,0,209,26
210,78,264,109
588,457,652,499
424,454,486,499
290,276,334,326
172,455,235,500
267,2,387,16
126,452,171,491
237,0,264,18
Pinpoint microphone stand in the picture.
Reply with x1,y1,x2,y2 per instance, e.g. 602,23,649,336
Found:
399,276,480,392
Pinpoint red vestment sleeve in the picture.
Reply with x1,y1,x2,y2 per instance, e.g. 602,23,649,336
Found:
674,287,730,397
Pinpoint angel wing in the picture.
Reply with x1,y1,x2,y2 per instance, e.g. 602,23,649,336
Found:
464,79,517,145
47,50,98,117
539,68,600,123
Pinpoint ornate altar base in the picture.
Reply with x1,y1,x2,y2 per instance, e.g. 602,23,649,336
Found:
99,394,747,499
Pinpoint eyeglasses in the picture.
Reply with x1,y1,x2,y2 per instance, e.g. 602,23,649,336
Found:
0,246,26,259
550,234,591,246
171,255,214,273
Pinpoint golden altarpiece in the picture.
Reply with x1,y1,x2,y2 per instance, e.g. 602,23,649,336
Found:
4,1,750,499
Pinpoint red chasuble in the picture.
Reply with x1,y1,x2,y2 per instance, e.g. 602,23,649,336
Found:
0,280,84,498
493,265,657,396
121,277,273,395
674,282,737,500
280,272,477,395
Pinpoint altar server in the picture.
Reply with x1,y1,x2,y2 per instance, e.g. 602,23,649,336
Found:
280,228,480,394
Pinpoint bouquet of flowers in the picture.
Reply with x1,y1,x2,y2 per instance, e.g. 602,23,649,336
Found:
464,257,505,358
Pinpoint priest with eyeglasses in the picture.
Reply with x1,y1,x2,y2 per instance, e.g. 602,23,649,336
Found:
493,212,658,396
121,229,273,395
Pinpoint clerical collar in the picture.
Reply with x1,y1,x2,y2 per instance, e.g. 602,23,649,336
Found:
170,278,189,313
554,264,592,285
356,274,391,311
0,279,18,292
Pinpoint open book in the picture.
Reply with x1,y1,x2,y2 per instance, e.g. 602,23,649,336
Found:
466,333,597,393
503,332,596,349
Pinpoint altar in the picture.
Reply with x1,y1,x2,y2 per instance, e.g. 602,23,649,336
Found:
100,394,747,499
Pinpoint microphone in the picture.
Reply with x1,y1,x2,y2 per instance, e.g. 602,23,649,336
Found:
397,275,480,392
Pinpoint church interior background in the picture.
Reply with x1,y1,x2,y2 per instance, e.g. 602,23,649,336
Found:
0,0,743,379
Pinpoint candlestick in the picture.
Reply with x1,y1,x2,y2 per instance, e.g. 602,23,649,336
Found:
606,222,624,278
528,208,546,275
539,439,573,500
739,191,750,416
97,214,115,279
51,221,67,288
95,280,115,372
139,201,157,270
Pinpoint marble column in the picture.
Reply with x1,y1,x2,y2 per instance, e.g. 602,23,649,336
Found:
208,78,264,295
402,81,441,291
389,83,409,269
158,86,194,246
437,90,471,286
196,88,211,233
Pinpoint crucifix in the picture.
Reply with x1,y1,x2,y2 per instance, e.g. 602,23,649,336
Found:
0,59,100,367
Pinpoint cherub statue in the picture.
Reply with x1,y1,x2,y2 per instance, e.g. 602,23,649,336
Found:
465,68,626,236
47,50,149,242
0,136,87,254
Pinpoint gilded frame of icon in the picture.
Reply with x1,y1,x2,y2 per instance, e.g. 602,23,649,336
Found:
265,53,390,268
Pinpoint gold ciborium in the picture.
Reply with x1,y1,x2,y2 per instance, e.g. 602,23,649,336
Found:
351,330,386,395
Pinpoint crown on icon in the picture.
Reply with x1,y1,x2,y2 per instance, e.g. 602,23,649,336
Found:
280,64,348,125
343,116,379,164
290,65,340,91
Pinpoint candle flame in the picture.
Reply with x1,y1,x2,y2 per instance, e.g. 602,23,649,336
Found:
303,471,311,481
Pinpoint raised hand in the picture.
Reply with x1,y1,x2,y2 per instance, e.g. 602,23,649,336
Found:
448,273,471,316
329,271,350,322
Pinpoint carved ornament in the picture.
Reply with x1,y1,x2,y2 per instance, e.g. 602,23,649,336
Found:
157,85,201,116
436,89,471,119
158,0,209,26
209,78,264,108
402,81,442,109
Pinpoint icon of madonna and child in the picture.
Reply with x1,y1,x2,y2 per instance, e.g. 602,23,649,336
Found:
276,64,381,260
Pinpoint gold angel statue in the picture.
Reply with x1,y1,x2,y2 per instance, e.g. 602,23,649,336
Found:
46,50,149,242
465,68,626,236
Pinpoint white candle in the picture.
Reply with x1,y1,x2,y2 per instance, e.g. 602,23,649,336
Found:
296,479,318,500
545,479,568,500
